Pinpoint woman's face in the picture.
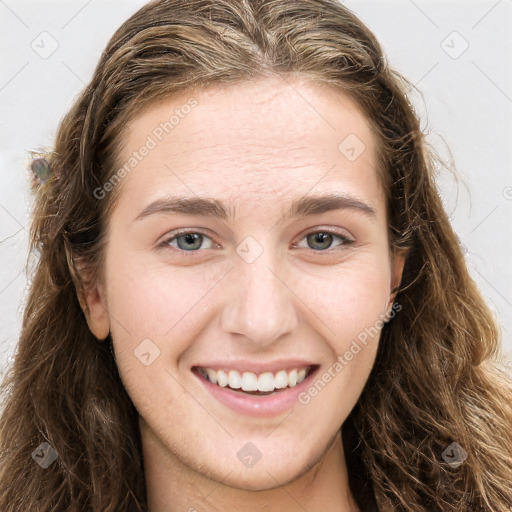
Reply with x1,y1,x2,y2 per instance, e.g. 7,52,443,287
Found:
86,77,404,490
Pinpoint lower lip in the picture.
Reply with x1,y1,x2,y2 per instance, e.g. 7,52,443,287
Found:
194,369,317,418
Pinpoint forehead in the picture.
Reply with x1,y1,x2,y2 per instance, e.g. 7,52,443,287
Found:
113,77,383,216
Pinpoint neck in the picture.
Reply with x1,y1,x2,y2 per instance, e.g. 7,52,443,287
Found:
141,421,360,512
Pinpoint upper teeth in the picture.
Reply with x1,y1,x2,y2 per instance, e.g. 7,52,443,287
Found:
199,367,309,392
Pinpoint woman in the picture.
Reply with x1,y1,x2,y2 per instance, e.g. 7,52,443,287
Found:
1,0,511,510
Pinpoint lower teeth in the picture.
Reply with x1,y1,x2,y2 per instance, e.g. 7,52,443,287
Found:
236,388,277,395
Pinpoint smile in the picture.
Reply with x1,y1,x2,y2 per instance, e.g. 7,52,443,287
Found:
196,366,311,394
192,364,319,417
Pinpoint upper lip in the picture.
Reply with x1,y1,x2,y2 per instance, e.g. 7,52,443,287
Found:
193,359,318,374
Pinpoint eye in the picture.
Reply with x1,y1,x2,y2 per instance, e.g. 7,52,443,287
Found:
294,229,355,251
161,230,216,251
160,228,354,254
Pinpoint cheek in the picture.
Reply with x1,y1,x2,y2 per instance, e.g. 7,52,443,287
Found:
293,260,391,417
292,255,392,349
104,252,229,358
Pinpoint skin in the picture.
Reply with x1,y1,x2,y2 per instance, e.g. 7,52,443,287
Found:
84,76,404,512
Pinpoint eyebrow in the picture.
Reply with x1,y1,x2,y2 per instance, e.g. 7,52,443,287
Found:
134,193,376,222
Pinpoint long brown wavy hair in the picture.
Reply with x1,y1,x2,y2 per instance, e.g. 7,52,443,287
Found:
1,0,511,510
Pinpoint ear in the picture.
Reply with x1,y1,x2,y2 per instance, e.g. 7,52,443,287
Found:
71,256,110,341
82,281,110,340
387,249,406,311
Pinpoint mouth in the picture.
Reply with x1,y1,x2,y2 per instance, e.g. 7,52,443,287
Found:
193,366,314,395
192,364,319,417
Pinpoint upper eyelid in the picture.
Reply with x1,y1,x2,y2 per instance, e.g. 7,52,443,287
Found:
160,228,216,244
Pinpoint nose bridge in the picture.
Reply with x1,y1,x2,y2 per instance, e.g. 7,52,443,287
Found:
220,241,298,346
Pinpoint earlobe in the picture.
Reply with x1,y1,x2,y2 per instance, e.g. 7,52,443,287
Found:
82,282,110,341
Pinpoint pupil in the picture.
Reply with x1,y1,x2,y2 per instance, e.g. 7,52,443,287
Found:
308,232,332,250
177,233,202,250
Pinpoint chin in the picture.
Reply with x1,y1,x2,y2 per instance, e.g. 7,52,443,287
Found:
200,449,318,492
216,466,301,492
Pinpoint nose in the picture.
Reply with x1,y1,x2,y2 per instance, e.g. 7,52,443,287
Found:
220,250,299,348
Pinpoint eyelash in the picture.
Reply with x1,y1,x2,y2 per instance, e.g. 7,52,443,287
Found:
159,228,355,255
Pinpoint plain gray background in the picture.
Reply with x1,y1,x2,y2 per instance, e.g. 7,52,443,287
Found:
1,0,511,378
